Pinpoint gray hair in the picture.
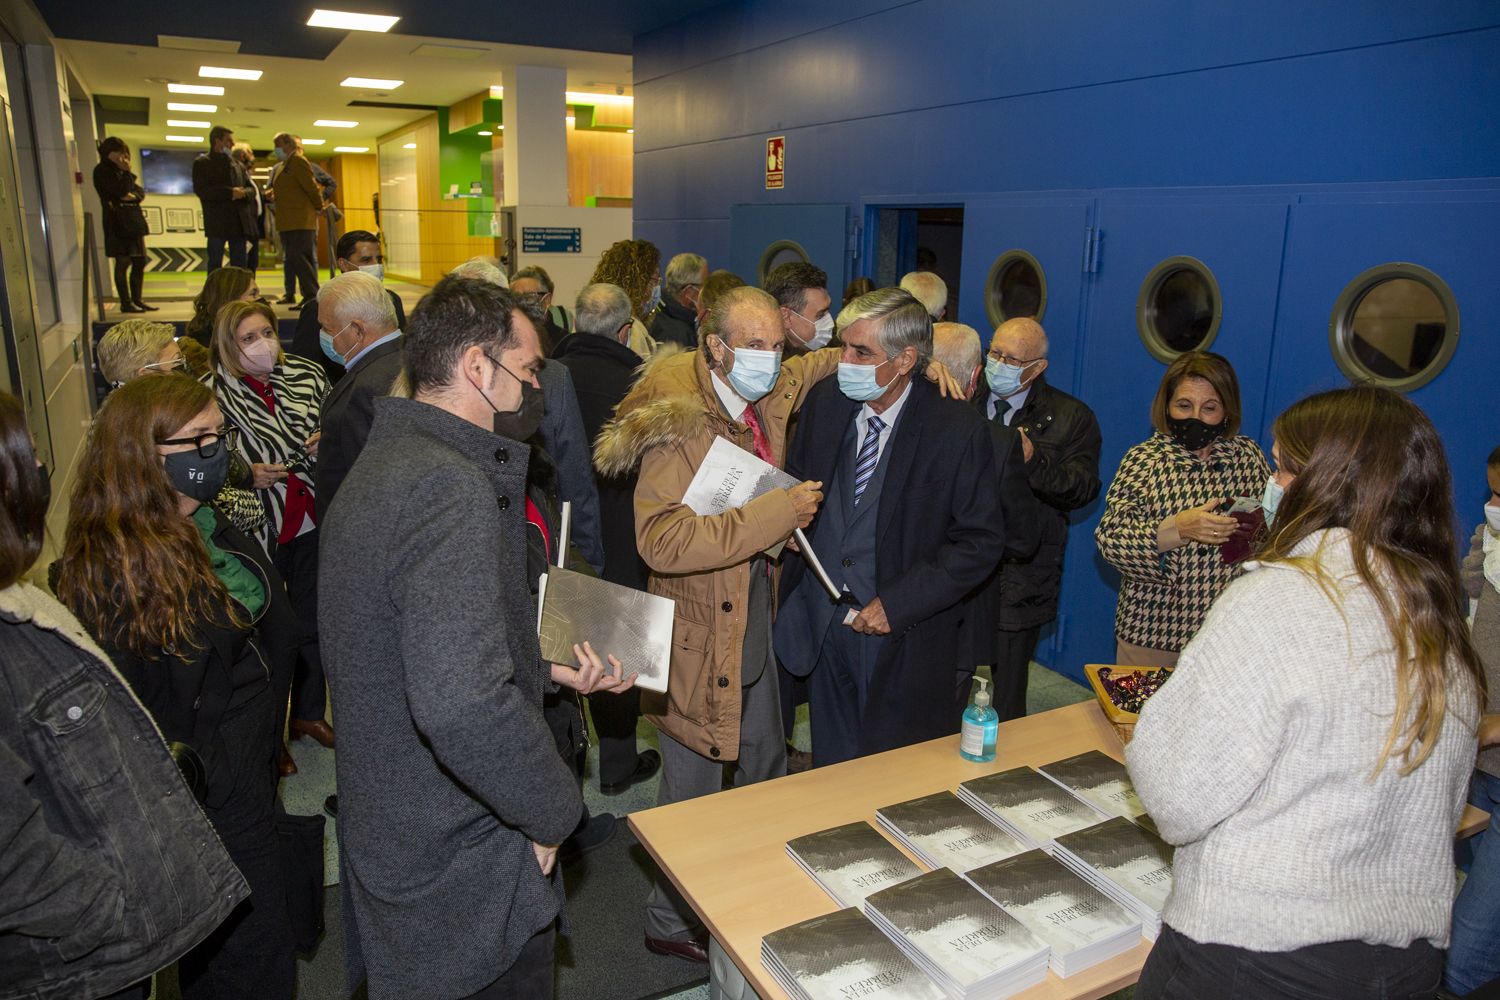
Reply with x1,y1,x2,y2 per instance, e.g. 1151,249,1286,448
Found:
899,271,947,319
317,270,398,332
575,283,631,337
449,257,509,287
663,252,707,297
97,319,176,385
932,322,982,386
511,265,554,293
836,288,932,367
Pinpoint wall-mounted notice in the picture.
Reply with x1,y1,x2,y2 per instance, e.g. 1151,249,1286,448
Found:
765,136,785,190
521,227,582,253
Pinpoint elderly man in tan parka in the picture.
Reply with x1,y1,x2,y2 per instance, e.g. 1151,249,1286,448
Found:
595,285,959,961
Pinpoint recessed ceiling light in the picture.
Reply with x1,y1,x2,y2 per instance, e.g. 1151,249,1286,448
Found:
565,116,575,125
402,142,416,149
165,134,205,143
167,119,211,128
300,138,326,145
167,83,225,95
341,77,403,89
199,66,263,80
565,90,632,106
313,119,358,128
627,128,635,134
497,124,504,130
307,9,399,31
333,146,369,153
167,101,217,112
489,85,504,98
477,130,492,136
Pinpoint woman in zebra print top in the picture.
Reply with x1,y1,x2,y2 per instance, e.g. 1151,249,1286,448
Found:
207,299,334,767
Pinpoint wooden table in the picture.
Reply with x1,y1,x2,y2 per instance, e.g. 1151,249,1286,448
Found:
629,700,1490,1000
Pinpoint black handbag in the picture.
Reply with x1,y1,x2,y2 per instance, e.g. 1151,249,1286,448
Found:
112,201,149,237
276,810,326,954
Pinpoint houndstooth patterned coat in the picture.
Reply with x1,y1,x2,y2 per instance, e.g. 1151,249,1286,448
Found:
1096,431,1270,651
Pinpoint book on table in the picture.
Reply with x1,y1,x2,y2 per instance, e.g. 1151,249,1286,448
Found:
875,791,1031,873
1036,749,1158,834
786,821,924,912
761,906,947,1000
1051,816,1174,940
964,848,1143,977
957,767,1107,848
863,867,1050,1000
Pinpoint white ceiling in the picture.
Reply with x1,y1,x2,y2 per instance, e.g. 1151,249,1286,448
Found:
60,29,633,154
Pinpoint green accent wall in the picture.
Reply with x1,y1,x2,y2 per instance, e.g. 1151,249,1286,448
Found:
437,108,496,237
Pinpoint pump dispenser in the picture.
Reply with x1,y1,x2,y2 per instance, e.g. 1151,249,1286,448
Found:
960,677,999,762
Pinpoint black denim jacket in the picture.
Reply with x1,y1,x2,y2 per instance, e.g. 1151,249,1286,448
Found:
0,581,246,1000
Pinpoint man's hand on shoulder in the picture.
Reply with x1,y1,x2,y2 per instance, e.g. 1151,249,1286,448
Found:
923,360,964,399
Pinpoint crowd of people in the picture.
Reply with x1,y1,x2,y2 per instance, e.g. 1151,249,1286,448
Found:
1,219,1496,1000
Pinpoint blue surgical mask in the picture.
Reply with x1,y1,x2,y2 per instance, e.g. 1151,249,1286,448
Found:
1261,476,1285,526
645,283,662,315
320,322,352,367
273,146,287,161
837,360,894,402
985,357,1027,399
725,347,781,402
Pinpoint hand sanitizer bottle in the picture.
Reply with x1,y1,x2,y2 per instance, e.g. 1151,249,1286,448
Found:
960,678,998,763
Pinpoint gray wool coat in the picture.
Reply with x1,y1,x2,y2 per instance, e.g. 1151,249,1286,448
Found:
319,396,583,999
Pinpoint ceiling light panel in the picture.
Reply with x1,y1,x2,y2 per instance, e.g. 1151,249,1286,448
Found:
402,142,416,149
199,66,263,80
166,119,211,128
300,138,326,145
167,102,217,112
165,134,205,143
167,83,225,95
307,10,400,31
333,146,369,153
565,91,633,105
313,119,358,128
341,77,403,89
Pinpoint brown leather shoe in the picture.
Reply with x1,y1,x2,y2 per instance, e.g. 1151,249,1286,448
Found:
644,933,709,963
278,744,298,776
786,743,813,774
289,718,336,748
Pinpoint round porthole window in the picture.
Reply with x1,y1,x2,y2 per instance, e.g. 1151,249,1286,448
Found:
985,250,1047,327
1329,263,1458,391
1136,256,1222,363
758,239,810,286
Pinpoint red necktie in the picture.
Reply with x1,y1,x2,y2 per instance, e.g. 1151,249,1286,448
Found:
741,405,773,465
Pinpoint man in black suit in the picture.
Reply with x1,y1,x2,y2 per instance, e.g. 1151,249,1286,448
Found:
289,229,407,384
974,317,1101,719
774,289,1005,766
313,270,405,521
191,125,254,272
552,281,662,795
648,252,707,350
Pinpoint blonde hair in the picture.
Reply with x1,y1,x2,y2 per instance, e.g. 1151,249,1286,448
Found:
211,300,282,379
97,319,176,385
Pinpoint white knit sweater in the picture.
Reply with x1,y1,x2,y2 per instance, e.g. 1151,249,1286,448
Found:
1125,528,1479,951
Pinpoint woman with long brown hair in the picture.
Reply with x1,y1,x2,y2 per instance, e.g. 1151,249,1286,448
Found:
54,374,297,1000
184,265,260,348
1126,386,1484,999
589,238,662,357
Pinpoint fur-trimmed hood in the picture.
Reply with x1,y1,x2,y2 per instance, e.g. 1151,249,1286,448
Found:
592,345,716,478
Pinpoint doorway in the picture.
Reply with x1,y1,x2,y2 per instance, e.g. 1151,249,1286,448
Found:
869,205,964,321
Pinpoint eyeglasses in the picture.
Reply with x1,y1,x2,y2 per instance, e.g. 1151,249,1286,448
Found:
988,350,1042,367
158,426,240,459
142,357,189,374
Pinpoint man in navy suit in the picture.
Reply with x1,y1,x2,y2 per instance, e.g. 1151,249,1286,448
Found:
774,289,1006,766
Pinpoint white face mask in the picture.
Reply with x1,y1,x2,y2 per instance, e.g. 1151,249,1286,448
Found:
1486,503,1500,534
789,310,833,350
240,336,279,377
357,263,385,282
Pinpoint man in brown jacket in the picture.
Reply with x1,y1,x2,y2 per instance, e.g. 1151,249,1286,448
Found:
270,132,324,308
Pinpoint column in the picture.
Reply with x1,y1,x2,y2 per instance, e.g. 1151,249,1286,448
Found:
499,64,568,206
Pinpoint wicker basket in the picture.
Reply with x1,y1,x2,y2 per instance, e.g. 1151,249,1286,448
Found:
1083,663,1160,745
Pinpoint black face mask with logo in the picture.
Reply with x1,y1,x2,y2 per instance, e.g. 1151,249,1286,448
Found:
163,447,230,501
1165,415,1224,452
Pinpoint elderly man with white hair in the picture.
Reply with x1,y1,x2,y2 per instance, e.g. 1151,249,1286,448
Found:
313,269,405,521
900,270,948,320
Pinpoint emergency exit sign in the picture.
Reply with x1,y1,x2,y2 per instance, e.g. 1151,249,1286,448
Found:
765,136,785,190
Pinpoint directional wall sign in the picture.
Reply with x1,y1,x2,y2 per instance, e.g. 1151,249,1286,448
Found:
522,227,582,253
144,246,207,272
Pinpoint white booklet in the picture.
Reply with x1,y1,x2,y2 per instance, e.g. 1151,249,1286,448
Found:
681,434,800,516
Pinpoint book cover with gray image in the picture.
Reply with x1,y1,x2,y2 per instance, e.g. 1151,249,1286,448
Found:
875,791,1030,873
761,907,946,1000
966,849,1142,959
1053,816,1174,915
864,868,1048,993
1037,750,1156,832
787,821,923,911
958,766,1105,845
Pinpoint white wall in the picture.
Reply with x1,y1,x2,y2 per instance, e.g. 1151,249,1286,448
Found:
511,205,632,312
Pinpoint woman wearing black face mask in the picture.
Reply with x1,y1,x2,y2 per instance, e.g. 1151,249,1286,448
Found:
53,374,299,1000
1095,351,1270,667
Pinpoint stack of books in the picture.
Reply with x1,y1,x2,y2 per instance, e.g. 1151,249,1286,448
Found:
1051,817,1174,940
787,821,923,911
875,792,1030,873
761,907,947,1000
1036,750,1158,834
863,868,1050,999
965,848,1143,977
957,767,1106,848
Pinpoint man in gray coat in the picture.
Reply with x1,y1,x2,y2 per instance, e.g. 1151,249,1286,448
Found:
320,275,599,998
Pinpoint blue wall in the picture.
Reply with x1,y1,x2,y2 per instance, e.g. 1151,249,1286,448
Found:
631,3,1500,681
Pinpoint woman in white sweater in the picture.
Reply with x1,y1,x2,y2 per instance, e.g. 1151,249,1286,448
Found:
1126,385,1484,999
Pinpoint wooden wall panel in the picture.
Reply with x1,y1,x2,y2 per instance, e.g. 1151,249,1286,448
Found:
567,128,633,206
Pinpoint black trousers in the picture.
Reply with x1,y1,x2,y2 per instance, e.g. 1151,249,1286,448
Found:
280,229,319,300
207,236,248,273
989,625,1041,723
461,923,555,999
588,686,642,787
273,530,327,723
1137,924,1442,1000
179,686,295,1000
111,255,145,306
